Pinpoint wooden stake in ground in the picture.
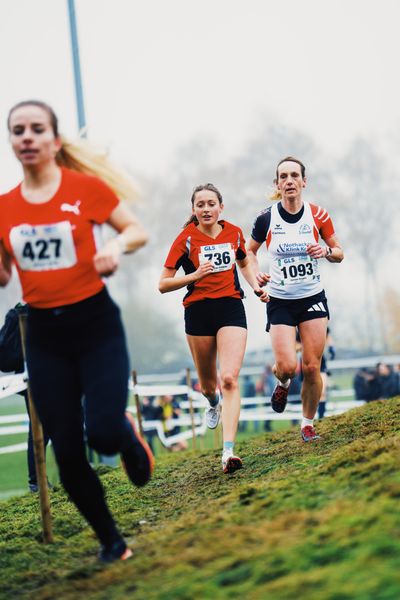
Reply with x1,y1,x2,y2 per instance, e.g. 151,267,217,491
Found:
18,313,53,544
186,368,197,450
131,370,144,438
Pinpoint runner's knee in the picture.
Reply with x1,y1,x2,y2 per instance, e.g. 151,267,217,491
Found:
220,372,238,392
275,360,296,380
302,361,321,381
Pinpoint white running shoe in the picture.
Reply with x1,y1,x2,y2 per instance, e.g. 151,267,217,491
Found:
222,450,242,474
205,393,221,429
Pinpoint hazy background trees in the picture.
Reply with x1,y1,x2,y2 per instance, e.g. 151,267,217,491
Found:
1,118,399,372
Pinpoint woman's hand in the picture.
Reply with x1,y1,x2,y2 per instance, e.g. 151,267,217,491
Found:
254,287,270,303
256,271,271,287
306,243,327,259
93,238,121,277
193,261,214,280
307,236,344,263
159,262,213,294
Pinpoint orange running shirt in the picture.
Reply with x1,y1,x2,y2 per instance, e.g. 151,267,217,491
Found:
0,167,119,308
164,220,247,307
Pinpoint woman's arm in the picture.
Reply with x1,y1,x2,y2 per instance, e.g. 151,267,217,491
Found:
306,234,344,263
236,256,269,302
93,203,149,276
158,263,214,294
246,238,271,287
0,242,12,287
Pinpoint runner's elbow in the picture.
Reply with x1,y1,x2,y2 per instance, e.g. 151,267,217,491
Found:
158,280,169,293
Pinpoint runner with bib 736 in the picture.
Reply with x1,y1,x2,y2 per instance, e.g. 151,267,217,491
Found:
159,183,268,473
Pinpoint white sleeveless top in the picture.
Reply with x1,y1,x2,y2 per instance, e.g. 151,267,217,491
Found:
267,202,323,299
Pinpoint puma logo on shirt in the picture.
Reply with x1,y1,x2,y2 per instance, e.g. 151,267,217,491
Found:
61,200,81,216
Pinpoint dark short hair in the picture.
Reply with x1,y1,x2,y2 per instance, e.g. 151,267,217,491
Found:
275,156,306,182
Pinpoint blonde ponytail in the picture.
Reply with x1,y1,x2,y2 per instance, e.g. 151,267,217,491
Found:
56,136,139,202
269,188,282,202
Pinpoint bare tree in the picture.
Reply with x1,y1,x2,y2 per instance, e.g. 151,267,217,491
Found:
335,138,398,351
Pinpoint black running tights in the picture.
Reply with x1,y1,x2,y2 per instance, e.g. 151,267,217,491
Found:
26,289,132,546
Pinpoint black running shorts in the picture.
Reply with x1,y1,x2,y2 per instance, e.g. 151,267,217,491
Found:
185,297,247,336
266,290,329,332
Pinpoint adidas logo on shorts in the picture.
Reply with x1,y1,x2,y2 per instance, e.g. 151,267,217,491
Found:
307,303,326,313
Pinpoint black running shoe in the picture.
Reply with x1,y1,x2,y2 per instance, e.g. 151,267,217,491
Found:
99,539,133,563
271,382,290,413
121,412,155,487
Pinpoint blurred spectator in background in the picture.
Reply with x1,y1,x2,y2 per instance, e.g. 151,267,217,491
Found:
353,367,381,402
25,390,52,492
353,363,399,403
376,363,398,399
158,394,188,452
392,364,400,396
256,364,275,432
0,303,51,492
239,374,257,432
141,396,162,453
318,327,335,418
353,367,370,400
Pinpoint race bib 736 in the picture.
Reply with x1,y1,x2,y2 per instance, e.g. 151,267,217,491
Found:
198,242,235,273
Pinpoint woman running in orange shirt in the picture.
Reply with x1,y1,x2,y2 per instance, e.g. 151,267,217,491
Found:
0,100,154,562
159,184,268,473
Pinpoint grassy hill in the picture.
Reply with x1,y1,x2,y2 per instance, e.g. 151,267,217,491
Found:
0,399,399,600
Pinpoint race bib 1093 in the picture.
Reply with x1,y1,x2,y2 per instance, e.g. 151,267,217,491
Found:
277,255,319,286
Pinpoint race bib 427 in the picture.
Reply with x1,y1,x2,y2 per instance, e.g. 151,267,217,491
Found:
10,222,77,271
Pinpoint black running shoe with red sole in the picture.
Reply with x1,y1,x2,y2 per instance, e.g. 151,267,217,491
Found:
271,383,289,413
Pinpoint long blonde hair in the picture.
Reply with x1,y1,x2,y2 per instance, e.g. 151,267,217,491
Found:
7,100,138,202
56,137,138,202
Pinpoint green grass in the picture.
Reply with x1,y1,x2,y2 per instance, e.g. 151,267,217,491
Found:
0,399,291,495
0,399,399,600
0,392,57,497
0,447,59,499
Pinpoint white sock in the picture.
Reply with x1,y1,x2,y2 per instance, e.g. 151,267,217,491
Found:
302,417,314,429
278,378,290,389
